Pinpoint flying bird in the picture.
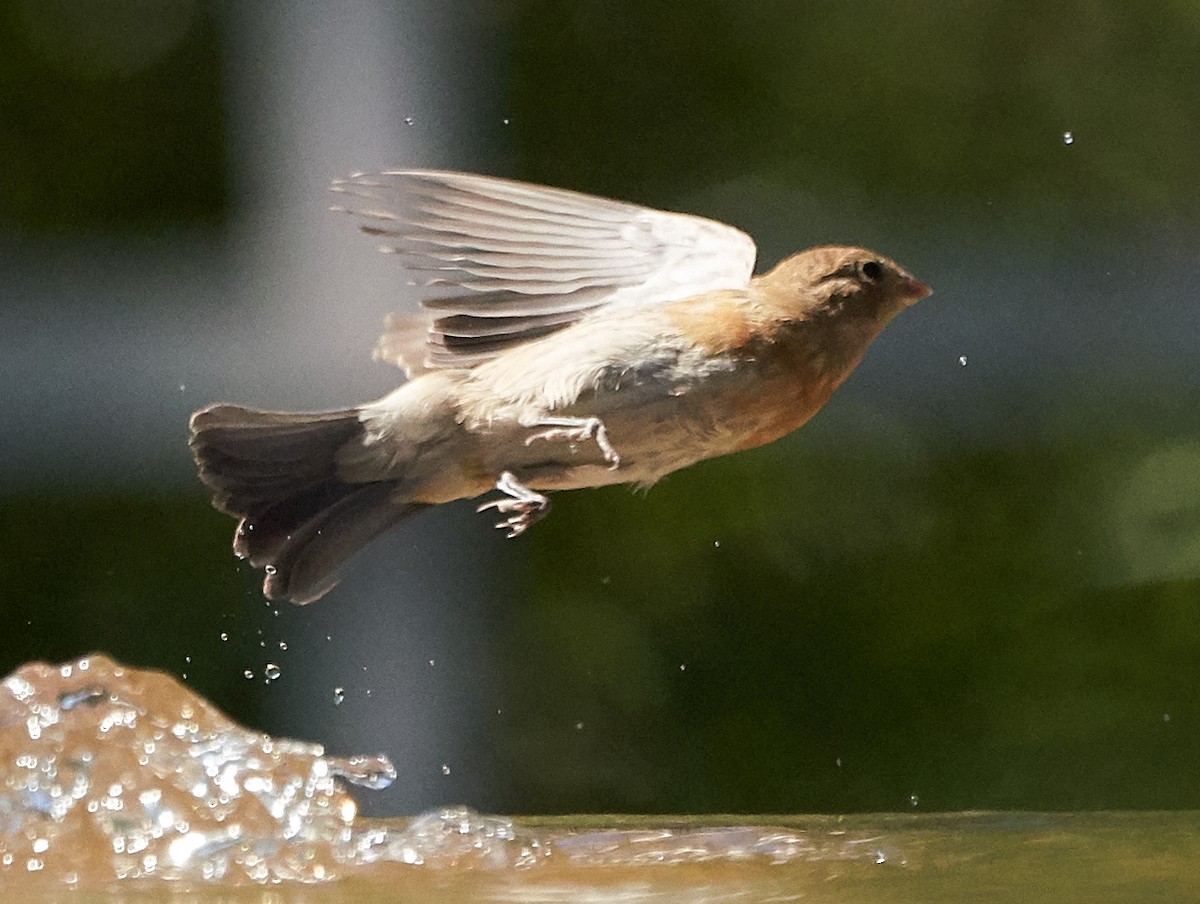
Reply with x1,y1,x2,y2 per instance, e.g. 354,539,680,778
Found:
190,170,930,602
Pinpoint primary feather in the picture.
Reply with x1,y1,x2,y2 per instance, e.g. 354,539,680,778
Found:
330,170,758,372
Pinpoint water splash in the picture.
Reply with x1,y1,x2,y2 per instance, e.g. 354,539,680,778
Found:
327,753,396,791
0,654,391,884
1,654,917,893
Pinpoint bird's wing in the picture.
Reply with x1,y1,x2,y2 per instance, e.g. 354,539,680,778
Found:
329,170,757,373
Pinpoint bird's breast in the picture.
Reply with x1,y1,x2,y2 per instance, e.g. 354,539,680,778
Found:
458,308,877,490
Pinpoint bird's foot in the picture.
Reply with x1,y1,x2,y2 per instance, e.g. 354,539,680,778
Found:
521,414,621,470
476,471,551,538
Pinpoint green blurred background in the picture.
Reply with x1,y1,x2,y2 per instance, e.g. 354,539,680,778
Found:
2,0,1198,815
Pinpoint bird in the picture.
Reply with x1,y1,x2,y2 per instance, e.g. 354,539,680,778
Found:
189,170,930,603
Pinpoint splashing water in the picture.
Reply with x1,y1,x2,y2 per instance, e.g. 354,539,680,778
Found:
0,654,390,885
0,655,918,891
6,655,1187,900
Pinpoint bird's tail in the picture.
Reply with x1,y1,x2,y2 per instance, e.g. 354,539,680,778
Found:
189,404,428,603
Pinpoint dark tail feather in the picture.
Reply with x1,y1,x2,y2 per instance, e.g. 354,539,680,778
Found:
246,482,427,604
189,404,428,603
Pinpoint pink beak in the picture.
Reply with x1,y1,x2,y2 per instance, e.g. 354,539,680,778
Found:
900,276,932,301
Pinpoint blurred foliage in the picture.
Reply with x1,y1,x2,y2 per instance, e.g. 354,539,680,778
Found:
0,0,227,232
508,0,1200,230
501,430,1200,813
0,494,264,720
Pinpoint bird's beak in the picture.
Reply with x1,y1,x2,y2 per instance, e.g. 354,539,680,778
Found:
900,276,932,302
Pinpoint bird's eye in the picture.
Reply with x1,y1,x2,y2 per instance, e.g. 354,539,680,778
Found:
858,260,883,282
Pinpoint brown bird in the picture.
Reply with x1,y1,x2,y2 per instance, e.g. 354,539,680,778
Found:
190,170,930,602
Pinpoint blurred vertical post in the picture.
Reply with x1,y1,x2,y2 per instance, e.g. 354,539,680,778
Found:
218,0,513,813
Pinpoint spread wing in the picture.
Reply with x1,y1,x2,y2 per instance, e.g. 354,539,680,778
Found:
329,170,758,374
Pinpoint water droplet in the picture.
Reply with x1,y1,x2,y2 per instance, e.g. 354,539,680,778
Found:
713,540,721,548
574,721,584,730
502,118,510,125
243,669,254,680
441,764,451,775
428,659,435,667
264,564,277,575
178,384,186,392
836,757,843,767
403,116,414,126
1062,131,1074,145
333,687,345,705
958,355,968,366
1163,713,1171,722
908,793,920,808
327,753,396,789
278,641,288,651
264,663,281,682
679,663,687,671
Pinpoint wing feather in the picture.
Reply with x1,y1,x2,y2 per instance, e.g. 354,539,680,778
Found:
331,169,757,371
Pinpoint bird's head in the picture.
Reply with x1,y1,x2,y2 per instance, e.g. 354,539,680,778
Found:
760,245,931,324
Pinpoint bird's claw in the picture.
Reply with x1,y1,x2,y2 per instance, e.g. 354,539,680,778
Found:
522,415,621,471
477,471,551,538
